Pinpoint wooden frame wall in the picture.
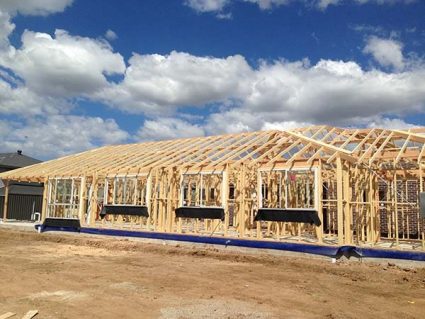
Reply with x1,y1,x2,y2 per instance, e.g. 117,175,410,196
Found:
1,126,425,249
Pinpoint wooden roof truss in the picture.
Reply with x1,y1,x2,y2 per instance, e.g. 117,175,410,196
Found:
1,126,425,182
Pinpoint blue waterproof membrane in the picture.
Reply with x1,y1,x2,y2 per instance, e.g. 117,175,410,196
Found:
34,224,425,262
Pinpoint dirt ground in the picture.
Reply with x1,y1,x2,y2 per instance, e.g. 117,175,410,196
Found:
0,228,424,319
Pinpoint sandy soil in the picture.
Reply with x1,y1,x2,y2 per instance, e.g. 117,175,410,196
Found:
0,228,424,319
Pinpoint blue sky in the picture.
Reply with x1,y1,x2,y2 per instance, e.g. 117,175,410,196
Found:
0,0,424,159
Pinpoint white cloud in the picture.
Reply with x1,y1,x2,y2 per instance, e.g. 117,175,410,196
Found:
363,36,405,70
350,24,385,35
0,115,129,159
0,0,73,16
100,51,252,114
97,50,425,131
0,0,73,52
317,0,416,10
175,55,424,135
0,119,11,136
1,29,126,97
261,120,313,130
244,0,290,10
185,0,291,12
216,12,233,19
367,116,418,129
185,0,230,12
184,0,416,13
243,0,290,10
137,118,205,141
316,0,341,9
243,58,425,124
205,109,259,134
2,33,424,139
0,11,14,48
105,29,118,41
355,0,416,5
0,0,423,156
317,0,417,9
0,77,70,116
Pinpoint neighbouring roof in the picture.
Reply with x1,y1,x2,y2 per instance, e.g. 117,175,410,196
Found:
0,126,424,182
0,151,41,169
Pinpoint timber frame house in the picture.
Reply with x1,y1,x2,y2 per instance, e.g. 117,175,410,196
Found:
1,125,425,249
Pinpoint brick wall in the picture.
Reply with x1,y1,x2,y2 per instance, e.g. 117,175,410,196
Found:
378,178,425,239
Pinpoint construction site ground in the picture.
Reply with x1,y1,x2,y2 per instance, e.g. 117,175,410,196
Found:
0,227,424,319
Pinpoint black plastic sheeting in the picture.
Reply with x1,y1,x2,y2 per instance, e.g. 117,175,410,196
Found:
254,208,321,226
100,205,149,218
40,217,81,232
175,206,225,220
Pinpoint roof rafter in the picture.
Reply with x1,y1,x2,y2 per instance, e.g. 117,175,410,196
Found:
1,126,424,181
